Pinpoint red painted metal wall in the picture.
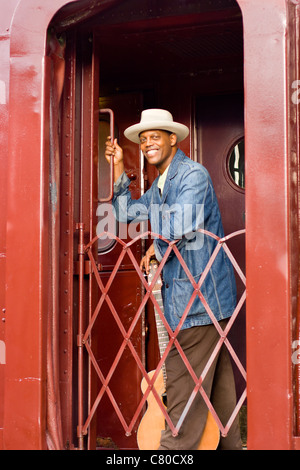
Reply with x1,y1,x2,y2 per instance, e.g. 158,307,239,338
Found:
1,0,79,450
237,0,298,450
0,1,19,447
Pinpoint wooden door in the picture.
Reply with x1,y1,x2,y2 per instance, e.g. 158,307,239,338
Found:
93,92,145,449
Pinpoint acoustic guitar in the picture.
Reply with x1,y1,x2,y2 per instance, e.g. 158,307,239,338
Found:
137,259,220,450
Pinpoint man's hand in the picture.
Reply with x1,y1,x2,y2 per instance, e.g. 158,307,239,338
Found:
105,137,123,165
140,243,156,275
105,137,125,182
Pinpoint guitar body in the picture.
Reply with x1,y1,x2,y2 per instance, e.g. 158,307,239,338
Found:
137,370,165,450
137,369,220,450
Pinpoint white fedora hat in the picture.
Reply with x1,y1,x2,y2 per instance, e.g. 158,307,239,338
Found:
124,109,189,144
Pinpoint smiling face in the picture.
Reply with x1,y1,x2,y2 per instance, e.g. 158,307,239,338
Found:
139,129,178,174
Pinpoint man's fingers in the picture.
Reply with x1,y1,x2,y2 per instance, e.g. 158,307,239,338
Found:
140,244,156,274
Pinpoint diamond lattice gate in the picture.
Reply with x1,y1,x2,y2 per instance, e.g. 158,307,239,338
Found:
75,224,246,450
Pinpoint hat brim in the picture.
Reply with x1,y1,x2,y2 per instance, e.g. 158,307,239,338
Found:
124,121,189,144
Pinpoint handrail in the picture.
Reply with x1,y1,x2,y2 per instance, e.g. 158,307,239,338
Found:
99,108,114,202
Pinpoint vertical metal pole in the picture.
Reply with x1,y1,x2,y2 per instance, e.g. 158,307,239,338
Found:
76,223,85,450
98,108,114,203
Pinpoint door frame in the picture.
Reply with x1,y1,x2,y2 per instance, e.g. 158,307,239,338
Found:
3,0,299,450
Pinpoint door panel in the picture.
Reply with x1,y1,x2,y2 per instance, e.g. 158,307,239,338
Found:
93,270,143,449
93,93,145,448
197,94,245,234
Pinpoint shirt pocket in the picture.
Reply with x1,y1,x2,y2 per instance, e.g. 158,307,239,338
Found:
172,272,207,319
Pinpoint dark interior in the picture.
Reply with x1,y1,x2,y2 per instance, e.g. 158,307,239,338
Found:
95,0,243,97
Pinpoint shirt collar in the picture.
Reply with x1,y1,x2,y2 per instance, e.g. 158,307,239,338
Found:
157,163,170,193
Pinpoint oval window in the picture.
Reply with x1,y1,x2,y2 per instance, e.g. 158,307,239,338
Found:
228,138,245,189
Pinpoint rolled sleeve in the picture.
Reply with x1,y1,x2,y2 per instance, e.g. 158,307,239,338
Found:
113,172,131,195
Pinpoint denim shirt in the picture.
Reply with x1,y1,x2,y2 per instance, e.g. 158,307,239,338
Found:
112,149,237,331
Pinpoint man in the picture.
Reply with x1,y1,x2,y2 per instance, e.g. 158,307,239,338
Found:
105,109,242,450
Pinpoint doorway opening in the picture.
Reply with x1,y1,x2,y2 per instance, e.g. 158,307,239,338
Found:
94,0,245,449
53,0,245,450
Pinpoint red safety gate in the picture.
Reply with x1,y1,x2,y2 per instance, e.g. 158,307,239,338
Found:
75,223,246,450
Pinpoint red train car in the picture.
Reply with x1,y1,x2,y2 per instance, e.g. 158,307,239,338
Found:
0,0,299,450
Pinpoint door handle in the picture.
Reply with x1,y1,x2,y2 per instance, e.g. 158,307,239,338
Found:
99,108,114,202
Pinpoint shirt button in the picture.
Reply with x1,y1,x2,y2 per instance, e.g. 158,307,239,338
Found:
165,284,169,288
